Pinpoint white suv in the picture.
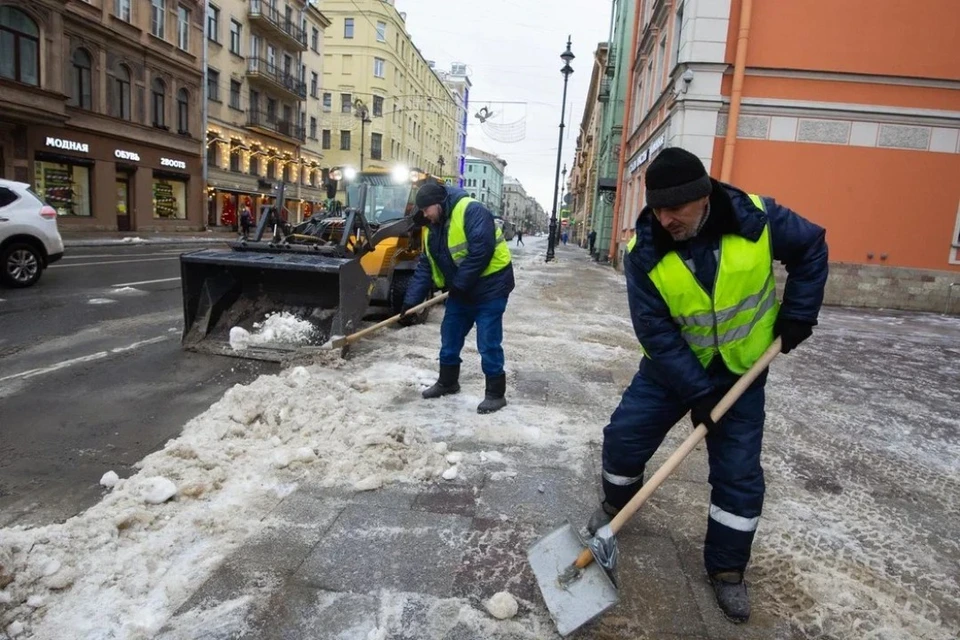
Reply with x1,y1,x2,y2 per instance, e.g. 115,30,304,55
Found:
0,178,64,288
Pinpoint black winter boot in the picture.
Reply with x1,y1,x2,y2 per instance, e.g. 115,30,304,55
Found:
709,571,751,623
422,364,461,399
477,374,507,414
586,501,620,536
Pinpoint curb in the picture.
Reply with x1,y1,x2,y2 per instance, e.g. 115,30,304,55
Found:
63,237,235,248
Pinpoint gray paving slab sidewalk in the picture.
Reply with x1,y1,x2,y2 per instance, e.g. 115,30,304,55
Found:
159,242,960,639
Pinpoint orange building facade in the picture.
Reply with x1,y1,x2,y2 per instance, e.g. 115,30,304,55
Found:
614,0,960,281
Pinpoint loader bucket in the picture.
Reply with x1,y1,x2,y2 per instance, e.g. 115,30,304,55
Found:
180,248,372,361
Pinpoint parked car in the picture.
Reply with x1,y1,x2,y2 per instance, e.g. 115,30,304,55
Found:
0,178,64,288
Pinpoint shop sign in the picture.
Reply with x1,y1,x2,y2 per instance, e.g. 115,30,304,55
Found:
627,133,666,175
160,157,187,170
45,137,89,153
114,149,141,162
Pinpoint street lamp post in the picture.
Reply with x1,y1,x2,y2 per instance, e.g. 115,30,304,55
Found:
354,99,372,170
438,154,445,178
546,37,574,262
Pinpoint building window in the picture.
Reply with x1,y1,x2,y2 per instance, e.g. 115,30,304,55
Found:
152,77,166,127
373,57,385,78
177,6,190,50
34,159,92,217
340,130,350,150
322,92,331,111
321,130,331,149
248,154,259,175
229,19,241,55
229,148,241,172
177,88,189,133
376,20,386,42
229,79,241,109
344,17,354,38
115,64,131,119
114,0,131,21
151,0,165,39
371,133,382,160
309,117,317,140
207,3,219,43
282,163,291,183
71,49,92,109
207,68,219,101
153,176,187,219
0,7,39,86
266,97,276,121
311,27,319,52
372,95,383,117
310,71,318,98
341,93,351,113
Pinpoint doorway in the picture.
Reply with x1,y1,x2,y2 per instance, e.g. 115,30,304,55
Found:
116,174,131,231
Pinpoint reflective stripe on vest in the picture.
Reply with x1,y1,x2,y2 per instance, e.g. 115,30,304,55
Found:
422,197,512,289
640,193,778,374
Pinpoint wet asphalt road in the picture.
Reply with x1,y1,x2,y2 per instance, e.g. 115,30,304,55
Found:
0,243,273,527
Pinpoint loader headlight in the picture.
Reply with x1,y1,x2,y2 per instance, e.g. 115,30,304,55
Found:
343,166,358,181
391,165,410,183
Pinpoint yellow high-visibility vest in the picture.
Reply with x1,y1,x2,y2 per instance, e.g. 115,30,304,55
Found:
627,194,778,374
423,197,512,289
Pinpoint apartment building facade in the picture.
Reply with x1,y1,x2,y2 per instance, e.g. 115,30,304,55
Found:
436,62,471,187
0,0,205,231
204,0,333,227
316,0,459,181
614,0,960,288
503,176,548,234
569,43,608,256
464,146,506,216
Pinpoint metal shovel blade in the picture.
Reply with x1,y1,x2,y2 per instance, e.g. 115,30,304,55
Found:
527,521,619,636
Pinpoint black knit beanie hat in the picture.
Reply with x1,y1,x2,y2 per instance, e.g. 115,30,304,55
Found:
645,147,712,208
415,182,448,211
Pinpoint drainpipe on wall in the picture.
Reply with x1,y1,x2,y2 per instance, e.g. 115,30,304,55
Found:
201,2,209,229
607,0,645,264
719,0,753,183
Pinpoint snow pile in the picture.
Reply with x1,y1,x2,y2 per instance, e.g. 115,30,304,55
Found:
120,237,144,244
0,361,455,638
229,312,317,351
86,298,116,305
485,591,519,620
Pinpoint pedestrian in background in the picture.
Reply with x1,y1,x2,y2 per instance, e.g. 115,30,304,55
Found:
239,203,252,239
516,229,524,246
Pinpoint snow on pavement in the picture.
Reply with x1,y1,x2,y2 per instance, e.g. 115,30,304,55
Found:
2,234,959,639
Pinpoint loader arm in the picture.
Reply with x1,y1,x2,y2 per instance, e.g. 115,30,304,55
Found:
368,216,417,249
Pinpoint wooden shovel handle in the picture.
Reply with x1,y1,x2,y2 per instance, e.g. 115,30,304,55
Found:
574,338,782,569
334,291,449,347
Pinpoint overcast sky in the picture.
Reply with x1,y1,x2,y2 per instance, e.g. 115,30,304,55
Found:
399,0,614,211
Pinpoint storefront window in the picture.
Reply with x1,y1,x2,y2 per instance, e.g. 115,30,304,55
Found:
34,160,92,216
152,176,187,219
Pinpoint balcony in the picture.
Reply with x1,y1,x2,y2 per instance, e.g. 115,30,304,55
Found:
246,109,305,143
248,0,307,51
246,57,306,101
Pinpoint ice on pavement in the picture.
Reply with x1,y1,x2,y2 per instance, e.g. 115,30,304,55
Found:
228,312,316,351
1,234,959,639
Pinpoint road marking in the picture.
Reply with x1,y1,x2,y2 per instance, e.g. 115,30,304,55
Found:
0,336,169,383
62,252,180,260
111,277,181,287
50,257,180,269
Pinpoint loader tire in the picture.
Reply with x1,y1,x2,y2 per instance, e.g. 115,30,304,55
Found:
390,272,430,324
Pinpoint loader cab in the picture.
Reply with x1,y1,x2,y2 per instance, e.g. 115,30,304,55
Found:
345,167,440,313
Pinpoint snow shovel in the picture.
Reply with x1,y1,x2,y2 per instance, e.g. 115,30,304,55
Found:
527,338,782,636
326,291,449,349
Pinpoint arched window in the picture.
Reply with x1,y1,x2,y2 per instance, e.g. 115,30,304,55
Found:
115,64,131,120
176,88,188,134
71,48,92,109
152,77,166,128
0,7,40,85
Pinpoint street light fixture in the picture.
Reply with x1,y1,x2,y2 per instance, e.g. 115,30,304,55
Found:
354,98,372,171
546,36,574,262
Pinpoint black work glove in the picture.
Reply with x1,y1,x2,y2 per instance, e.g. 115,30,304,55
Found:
397,303,416,327
690,393,719,430
774,316,814,354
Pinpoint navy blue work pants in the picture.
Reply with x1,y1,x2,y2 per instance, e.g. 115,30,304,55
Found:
601,369,766,575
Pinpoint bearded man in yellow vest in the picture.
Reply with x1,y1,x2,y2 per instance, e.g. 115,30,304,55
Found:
399,182,515,414
587,148,828,622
